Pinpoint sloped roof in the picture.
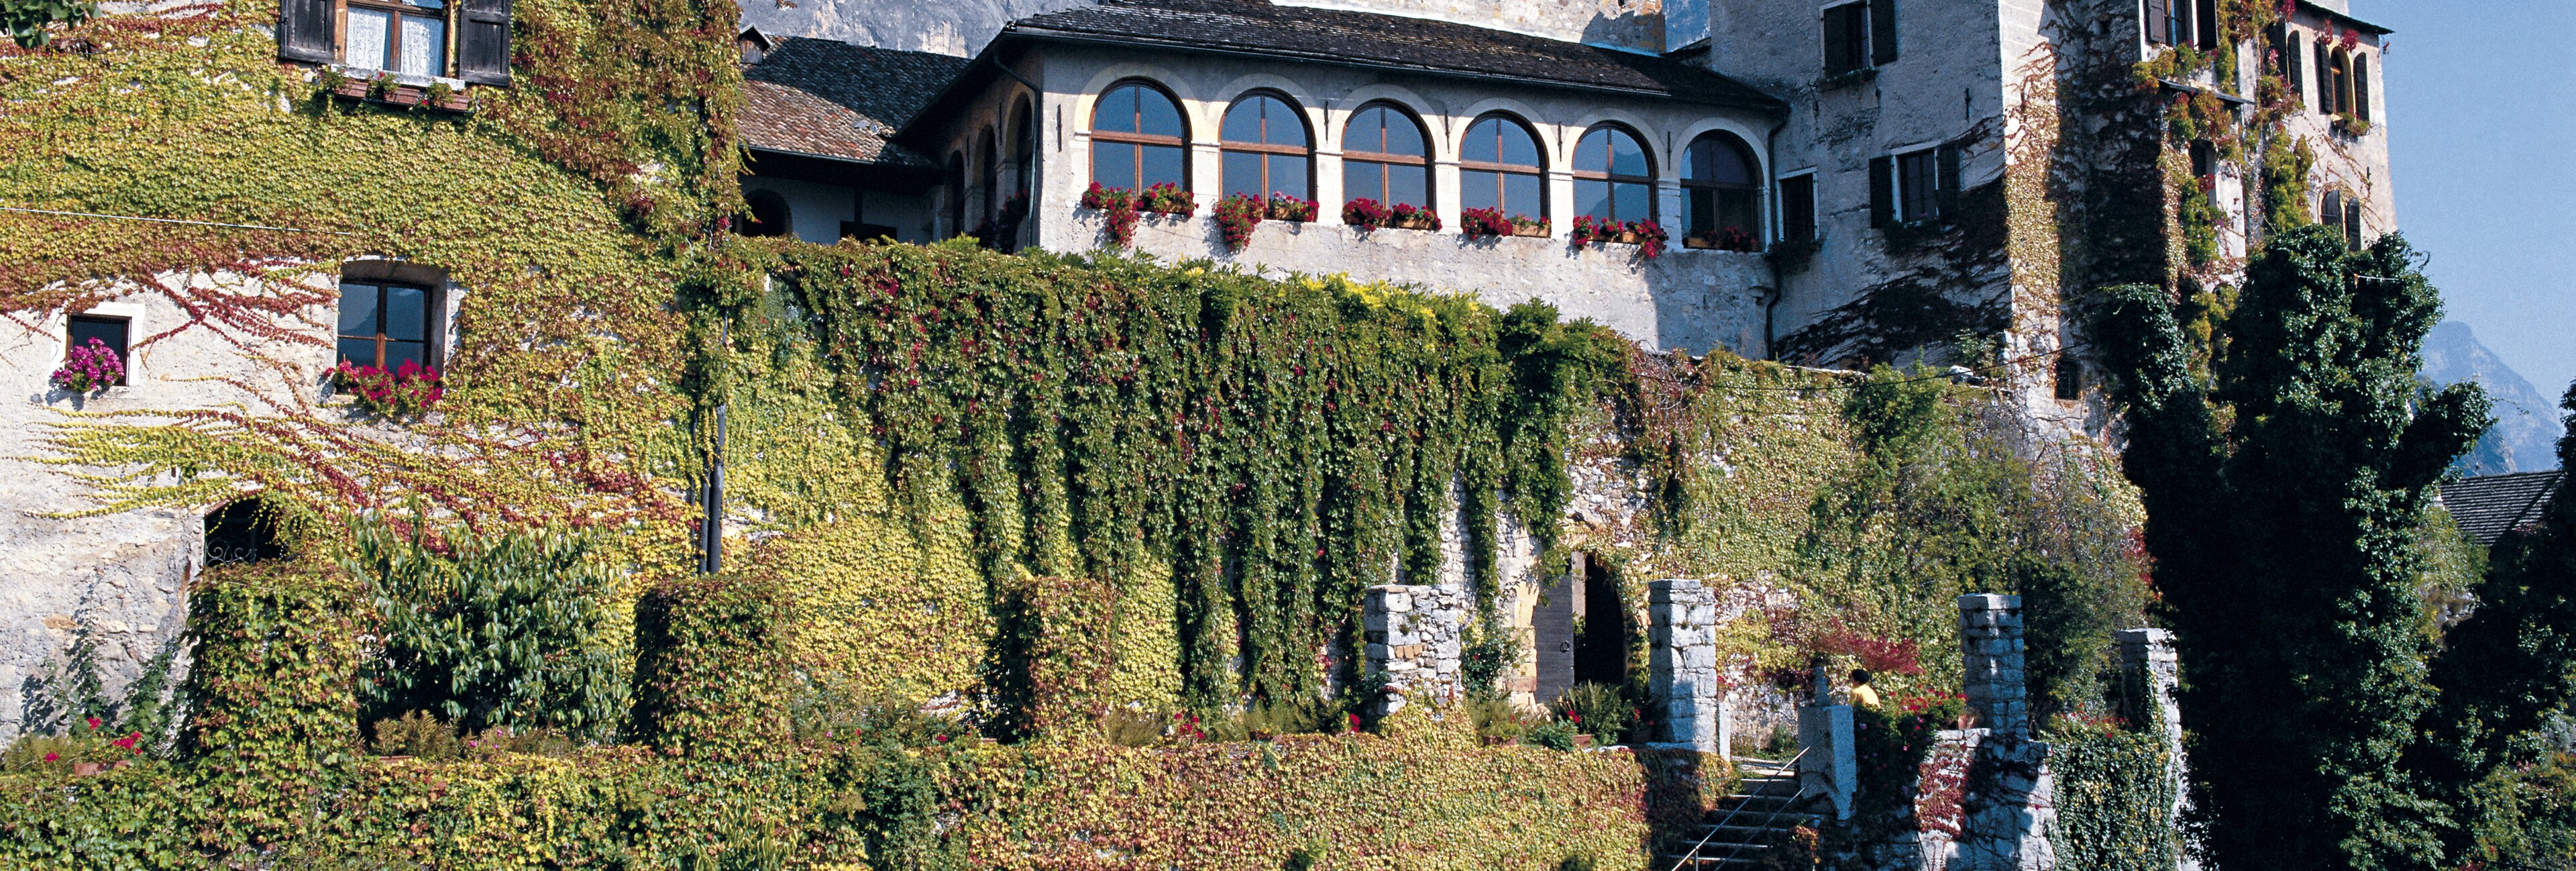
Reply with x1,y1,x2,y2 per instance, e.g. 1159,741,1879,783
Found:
2438,470,2565,546
740,38,971,167
1002,0,1786,112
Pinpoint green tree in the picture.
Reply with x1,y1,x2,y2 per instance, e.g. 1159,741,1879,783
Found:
342,512,631,741
2092,226,2489,870
0,0,91,48
2411,384,2576,864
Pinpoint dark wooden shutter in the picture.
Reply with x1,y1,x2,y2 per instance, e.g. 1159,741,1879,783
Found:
1868,156,1894,228
2145,0,2171,45
2286,32,2304,100
1934,143,1961,220
1870,0,1898,66
2344,196,2361,248
458,0,513,85
2354,53,2371,121
2315,42,2332,113
1782,175,1816,242
2195,0,2218,49
276,0,335,63
1823,6,1854,74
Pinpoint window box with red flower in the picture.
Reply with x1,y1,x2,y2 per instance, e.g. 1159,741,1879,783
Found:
333,359,444,419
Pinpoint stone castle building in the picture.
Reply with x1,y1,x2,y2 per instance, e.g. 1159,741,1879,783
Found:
1,0,2393,739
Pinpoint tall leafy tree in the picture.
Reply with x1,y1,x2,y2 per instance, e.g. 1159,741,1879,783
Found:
2092,225,2489,870
2411,384,2576,862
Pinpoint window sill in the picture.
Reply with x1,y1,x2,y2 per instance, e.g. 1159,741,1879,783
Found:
1818,67,1879,91
317,66,475,112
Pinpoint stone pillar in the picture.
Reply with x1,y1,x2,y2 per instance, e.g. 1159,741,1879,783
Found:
2120,627,2198,871
1648,578,1725,753
1797,703,1856,819
1958,593,2029,737
1363,584,1466,715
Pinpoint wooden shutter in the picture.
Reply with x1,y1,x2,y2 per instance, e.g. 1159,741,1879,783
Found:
2344,197,2361,248
1868,156,1894,228
2286,32,2304,102
1934,143,1961,220
2145,0,2170,45
458,0,513,85
2314,42,2332,113
2354,53,2371,121
1783,175,1816,242
2194,0,2218,50
1870,0,1898,66
1823,5,1854,74
276,0,335,63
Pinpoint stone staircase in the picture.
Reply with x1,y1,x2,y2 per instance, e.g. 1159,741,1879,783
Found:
1658,756,1823,870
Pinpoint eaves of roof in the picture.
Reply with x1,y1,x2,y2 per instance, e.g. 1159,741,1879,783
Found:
2297,1,2394,36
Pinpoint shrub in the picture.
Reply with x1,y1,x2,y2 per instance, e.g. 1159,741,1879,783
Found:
1552,682,1636,746
1215,193,1265,250
1523,720,1578,752
368,711,464,760
331,358,443,418
344,513,629,742
177,557,363,853
629,574,795,760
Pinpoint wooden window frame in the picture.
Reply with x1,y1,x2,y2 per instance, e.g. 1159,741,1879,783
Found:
1571,125,1656,224
1777,172,1817,244
1090,81,1190,193
336,279,439,370
339,0,454,78
1680,132,1761,240
1342,102,1432,207
1459,114,1547,220
1219,93,1314,201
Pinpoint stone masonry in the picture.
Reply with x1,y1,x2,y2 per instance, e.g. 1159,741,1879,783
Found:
1647,578,1723,754
1362,584,1466,715
1958,593,2029,737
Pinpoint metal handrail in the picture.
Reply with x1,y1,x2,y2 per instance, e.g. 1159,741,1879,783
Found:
1665,746,1811,871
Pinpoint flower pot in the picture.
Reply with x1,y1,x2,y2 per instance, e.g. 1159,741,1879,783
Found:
1390,215,1436,231
1511,224,1550,238
1682,236,1719,250
1573,734,1595,749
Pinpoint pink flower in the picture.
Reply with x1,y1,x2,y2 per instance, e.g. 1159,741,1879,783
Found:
85,716,101,730
42,752,59,762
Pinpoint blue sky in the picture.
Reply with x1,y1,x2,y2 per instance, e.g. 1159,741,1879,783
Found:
2355,0,2575,398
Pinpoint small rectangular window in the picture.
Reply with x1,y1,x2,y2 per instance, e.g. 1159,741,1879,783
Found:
1823,3,1871,75
66,315,130,387
2194,0,2218,50
1896,148,1939,222
1779,174,1817,243
337,281,437,370
2053,357,2084,401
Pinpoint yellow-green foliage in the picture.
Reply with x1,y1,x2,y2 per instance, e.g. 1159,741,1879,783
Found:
4,0,740,576
747,513,991,707
966,737,1650,870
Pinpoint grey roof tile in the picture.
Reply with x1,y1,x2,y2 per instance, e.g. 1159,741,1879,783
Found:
2438,470,2565,546
741,38,973,166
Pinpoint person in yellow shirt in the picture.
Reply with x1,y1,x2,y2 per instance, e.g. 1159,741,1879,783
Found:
1848,668,1881,708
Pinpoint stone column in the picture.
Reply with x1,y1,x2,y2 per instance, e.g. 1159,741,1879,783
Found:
2120,627,2198,871
1648,578,1725,754
1363,584,1466,715
1958,593,2029,737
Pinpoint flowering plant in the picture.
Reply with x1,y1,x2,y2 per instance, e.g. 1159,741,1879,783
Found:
333,358,443,419
1342,197,1391,227
1140,181,1196,217
1570,214,1609,244
1079,182,1142,247
1389,202,1440,230
1458,206,1515,240
50,337,123,393
1629,219,1669,258
1265,192,1316,222
1214,193,1265,250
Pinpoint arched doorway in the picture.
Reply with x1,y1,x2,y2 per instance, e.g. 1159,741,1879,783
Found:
203,499,286,566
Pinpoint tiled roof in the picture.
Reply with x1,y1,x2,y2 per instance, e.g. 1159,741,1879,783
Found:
2438,470,2565,546
740,38,971,167
1004,0,1785,112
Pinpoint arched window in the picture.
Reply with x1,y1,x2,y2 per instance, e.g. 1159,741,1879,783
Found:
2328,49,2353,115
1572,125,1653,223
1460,113,1544,221
976,130,998,225
1091,81,1187,191
1009,97,1035,201
945,152,966,237
1220,93,1310,200
741,189,792,238
1342,103,1430,209
1680,131,1759,244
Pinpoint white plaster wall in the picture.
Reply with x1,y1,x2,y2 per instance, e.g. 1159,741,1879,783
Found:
0,268,458,744
743,174,859,245
970,44,1782,356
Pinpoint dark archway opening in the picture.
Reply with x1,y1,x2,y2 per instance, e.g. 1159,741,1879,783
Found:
1571,553,1628,688
204,499,287,566
739,189,792,238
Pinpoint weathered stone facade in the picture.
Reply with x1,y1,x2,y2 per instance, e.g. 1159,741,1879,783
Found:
1958,593,2030,735
1646,577,1723,752
1361,583,1468,714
